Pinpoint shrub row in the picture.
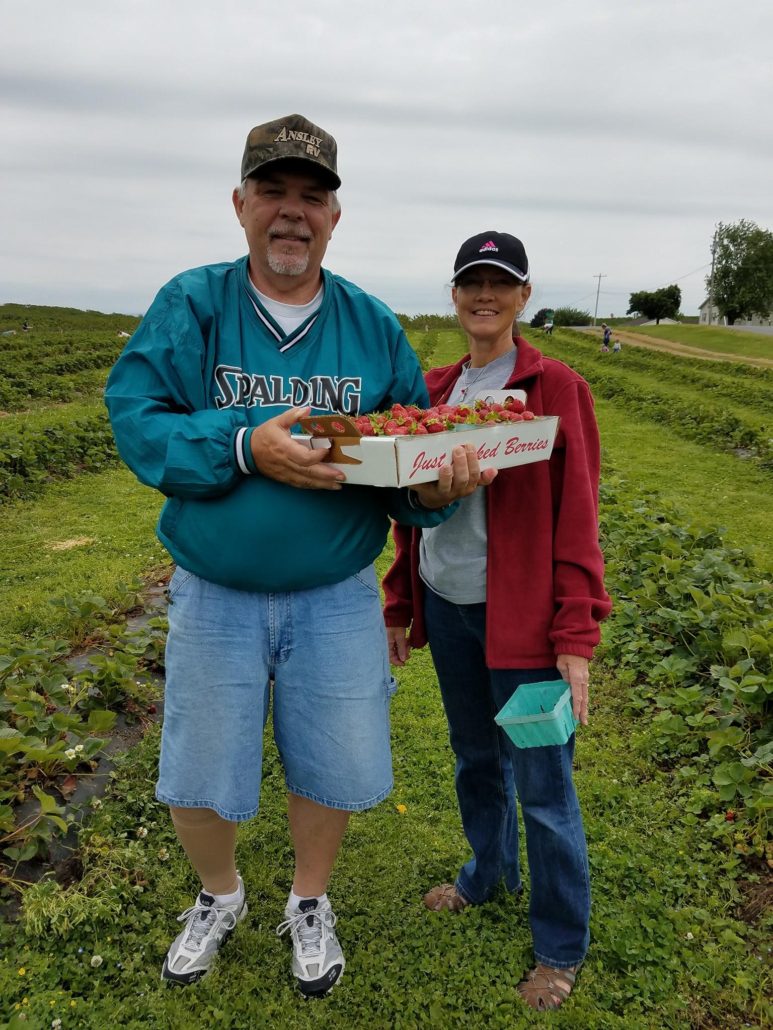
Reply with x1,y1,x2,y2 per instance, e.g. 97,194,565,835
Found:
599,478,772,857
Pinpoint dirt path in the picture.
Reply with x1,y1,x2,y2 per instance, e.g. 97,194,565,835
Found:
579,327,773,369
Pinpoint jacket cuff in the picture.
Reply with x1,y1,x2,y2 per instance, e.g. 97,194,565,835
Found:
551,641,596,660
233,427,258,475
383,613,411,628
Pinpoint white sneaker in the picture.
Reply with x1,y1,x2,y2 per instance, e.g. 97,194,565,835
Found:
276,897,345,996
161,876,247,985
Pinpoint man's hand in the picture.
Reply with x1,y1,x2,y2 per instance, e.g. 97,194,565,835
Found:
386,626,411,666
411,443,497,509
556,654,590,726
249,407,346,490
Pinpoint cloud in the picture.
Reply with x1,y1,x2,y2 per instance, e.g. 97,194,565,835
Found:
1,0,772,316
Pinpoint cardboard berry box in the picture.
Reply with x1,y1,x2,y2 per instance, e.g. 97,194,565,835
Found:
299,393,560,487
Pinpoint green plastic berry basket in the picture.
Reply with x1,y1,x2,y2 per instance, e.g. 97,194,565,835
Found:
494,679,578,748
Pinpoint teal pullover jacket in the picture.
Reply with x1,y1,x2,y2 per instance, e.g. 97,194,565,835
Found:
105,257,453,592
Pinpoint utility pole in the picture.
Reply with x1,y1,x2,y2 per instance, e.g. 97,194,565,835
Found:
592,274,606,326
707,229,717,326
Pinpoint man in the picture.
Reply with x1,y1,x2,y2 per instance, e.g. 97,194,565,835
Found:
105,113,490,997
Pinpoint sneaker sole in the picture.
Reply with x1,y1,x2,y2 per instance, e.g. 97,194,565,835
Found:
297,960,345,998
161,901,248,986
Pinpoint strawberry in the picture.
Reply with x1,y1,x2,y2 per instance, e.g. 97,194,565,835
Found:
335,400,538,436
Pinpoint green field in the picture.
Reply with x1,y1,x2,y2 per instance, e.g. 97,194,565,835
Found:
0,307,770,1028
632,323,773,360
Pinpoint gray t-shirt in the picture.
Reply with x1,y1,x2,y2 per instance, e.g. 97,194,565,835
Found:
419,348,517,604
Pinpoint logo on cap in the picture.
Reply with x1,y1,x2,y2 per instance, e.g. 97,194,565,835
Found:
479,241,499,253
273,125,324,158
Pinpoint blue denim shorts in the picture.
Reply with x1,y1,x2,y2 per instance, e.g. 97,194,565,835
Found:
156,565,396,821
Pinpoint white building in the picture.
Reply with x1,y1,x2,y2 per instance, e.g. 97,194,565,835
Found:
699,298,773,327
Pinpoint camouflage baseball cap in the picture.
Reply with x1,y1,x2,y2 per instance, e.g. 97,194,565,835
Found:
240,113,340,189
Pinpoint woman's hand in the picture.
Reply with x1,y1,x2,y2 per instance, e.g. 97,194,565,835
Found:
411,443,497,509
387,626,411,666
556,654,590,726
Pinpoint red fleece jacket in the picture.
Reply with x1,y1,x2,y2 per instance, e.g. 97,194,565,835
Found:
382,337,612,668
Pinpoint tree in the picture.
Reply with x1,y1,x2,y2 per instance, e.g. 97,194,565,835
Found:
707,220,773,325
627,284,681,324
530,307,549,328
554,307,591,326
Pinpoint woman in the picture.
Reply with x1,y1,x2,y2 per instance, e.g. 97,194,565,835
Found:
383,231,611,1011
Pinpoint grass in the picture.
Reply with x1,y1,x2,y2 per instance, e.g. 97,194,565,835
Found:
632,324,773,360
2,657,769,1028
0,317,770,1026
0,465,167,646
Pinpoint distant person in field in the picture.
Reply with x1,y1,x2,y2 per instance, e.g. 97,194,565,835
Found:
612,339,622,353
383,230,611,1011
601,323,612,347
21,319,31,332
105,113,486,997
544,309,554,335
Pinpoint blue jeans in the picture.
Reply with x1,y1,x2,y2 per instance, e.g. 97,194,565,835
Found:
158,565,396,820
424,587,591,968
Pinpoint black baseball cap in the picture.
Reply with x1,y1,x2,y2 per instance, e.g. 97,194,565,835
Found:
452,231,529,283
241,113,340,190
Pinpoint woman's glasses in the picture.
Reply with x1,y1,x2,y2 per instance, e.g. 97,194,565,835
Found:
455,275,522,292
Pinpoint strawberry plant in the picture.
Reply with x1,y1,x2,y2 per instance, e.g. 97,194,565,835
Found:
598,477,772,856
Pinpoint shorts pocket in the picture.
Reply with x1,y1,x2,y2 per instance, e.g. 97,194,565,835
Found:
352,564,380,597
166,566,195,602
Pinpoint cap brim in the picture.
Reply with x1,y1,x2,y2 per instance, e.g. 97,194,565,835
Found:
244,156,341,190
452,259,528,283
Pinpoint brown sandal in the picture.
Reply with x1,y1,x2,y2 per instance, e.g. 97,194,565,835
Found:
422,883,471,912
517,963,579,1010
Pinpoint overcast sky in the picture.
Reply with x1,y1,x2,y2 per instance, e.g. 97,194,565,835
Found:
2,0,772,319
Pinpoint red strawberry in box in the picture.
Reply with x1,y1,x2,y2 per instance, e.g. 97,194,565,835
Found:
298,391,560,488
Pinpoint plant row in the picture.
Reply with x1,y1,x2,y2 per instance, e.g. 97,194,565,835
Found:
598,478,772,859
0,302,141,334
0,340,123,410
552,327,773,414
561,326,773,383
0,369,111,411
0,410,119,502
528,332,773,471
0,585,167,870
